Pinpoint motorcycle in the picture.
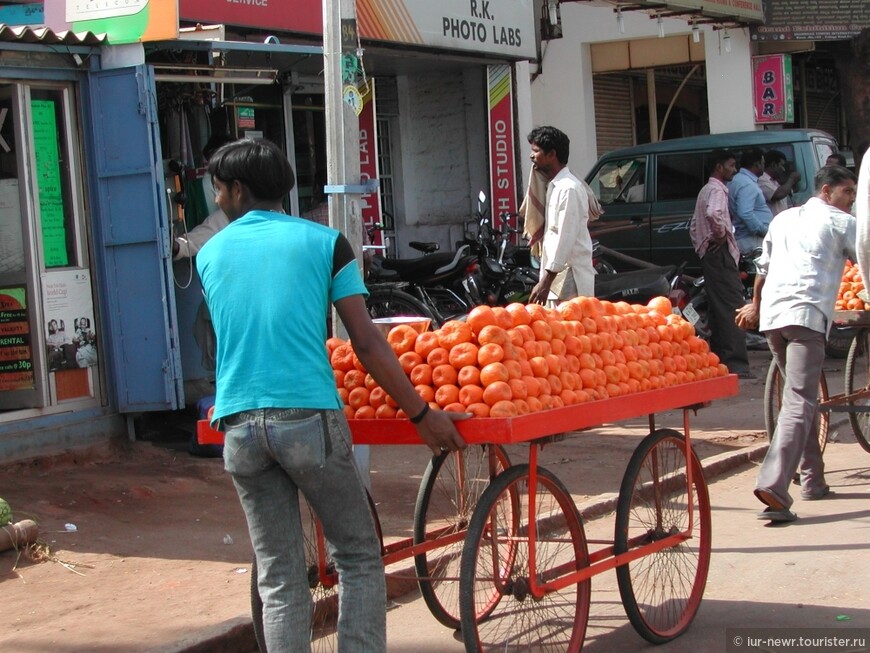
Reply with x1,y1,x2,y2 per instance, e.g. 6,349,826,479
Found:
366,239,482,326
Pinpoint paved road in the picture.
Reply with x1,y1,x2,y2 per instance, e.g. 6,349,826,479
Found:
384,437,870,653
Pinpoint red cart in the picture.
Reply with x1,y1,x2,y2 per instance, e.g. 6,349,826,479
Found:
202,374,739,652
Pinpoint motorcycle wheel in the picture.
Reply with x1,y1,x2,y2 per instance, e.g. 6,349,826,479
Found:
366,287,438,324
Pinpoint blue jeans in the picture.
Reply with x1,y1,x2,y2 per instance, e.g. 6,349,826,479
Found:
223,408,385,653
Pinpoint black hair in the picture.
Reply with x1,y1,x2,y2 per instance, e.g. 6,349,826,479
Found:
207,139,296,201
739,148,764,170
202,132,233,162
527,126,570,165
826,152,847,166
764,150,786,167
708,148,736,174
814,165,857,192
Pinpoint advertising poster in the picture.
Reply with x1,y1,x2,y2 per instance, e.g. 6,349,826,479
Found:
43,0,178,45
31,99,68,267
359,81,383,248
0,178,24,275
42,270,97,372
487,65,518,237
753,55,794,124
0,287,34,391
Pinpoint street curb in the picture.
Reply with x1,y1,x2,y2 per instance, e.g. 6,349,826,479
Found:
162,442,770,653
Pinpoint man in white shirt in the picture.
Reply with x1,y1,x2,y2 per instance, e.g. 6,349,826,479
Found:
526,126,594,303
758,150,801,217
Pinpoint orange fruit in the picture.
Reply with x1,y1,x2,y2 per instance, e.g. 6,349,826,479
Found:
508,377,528,400
506,303,532,326
466,402,491,417
354,405,376,419
478,324,510,347
351,349,367,373
375,404,397,418
348,386,371,410
647,296,673,315
492,306,515,330
480,362,510,386
344,369,366,391
326,336,346,356
415,384,436,403
414,331,441,358
526,395,543,412
343,404,356,419
482,380,513,405
432,364,459,387
467,305,497,335
409,363,433,386
449,342,480,369
333,369,346,388
337,387,349,404
427,347,451,367
459,384,485,406
478,342,505,366
387,324,419,356
489,399,518,418
458,365,482,387
398,351,423,374
522,375,541,397
504,359,523,380
435,384,460,407
364,373,378,390
530,320,553,342
437,320,473,349
443,402,468,413
330,343,356,371
368,386,387,408
529,356,549,378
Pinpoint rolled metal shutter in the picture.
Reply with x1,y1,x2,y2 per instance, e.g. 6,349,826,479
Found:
593,74,635,157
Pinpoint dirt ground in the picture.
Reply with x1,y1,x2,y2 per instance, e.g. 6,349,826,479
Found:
0,348,846,653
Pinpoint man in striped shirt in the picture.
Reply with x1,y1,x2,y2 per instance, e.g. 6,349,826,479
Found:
689,149,751,378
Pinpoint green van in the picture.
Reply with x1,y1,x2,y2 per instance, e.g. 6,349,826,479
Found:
584,129,840,273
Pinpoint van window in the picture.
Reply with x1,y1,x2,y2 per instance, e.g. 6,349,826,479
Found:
656,152,706,201
588,157,646,204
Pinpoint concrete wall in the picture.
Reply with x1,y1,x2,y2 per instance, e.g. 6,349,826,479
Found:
529,4,758,178
394,68,488,256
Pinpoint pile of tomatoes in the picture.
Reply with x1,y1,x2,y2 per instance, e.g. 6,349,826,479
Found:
328,297,730,419
835,263,870,311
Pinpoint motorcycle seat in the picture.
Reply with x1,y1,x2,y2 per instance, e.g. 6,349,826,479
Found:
594,265,675,302
409,241,440,254
381,250,470,281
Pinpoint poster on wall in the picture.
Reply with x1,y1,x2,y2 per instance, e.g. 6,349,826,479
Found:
0,179,24,275
0,287,34,392
41,270,97,372
31,99,68,267
359,81,383,248
487,65,518,238
752,0,870,41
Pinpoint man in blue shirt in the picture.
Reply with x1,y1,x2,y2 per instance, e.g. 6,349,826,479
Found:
197,139,466,652
728,148,774,255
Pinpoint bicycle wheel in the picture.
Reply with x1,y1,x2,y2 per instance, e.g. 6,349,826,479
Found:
365,287,437,322
413,444,510,629
460,464,591,653
844,330,870,453
251,492,383,653
614,428,711,644
763,358,830,454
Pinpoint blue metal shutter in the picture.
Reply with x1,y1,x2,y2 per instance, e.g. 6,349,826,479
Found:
88,65,183,412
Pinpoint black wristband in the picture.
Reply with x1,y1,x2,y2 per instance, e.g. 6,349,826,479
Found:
409,403,430,424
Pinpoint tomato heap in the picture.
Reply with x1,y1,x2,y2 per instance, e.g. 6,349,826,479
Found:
835,263,870,311
329,297,730,420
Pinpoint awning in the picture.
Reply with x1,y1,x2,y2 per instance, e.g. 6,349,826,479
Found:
0,24,107,46
563,1,763,29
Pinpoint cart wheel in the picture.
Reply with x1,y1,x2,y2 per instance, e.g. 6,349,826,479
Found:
844,330,870,453
614,429,711,644
764,358,830,455
459,464,590,653
251,492,383,653
413,444,510,629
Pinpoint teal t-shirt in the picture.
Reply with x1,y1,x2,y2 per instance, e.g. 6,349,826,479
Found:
196,211,367,421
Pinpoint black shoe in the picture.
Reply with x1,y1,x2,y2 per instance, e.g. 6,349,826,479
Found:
736,370,757,380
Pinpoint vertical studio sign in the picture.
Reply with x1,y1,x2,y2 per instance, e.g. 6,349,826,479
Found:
359,81,383,248
752,54,794,124
487,65,518,236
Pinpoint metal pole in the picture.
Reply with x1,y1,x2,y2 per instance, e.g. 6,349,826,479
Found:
323,0,364,340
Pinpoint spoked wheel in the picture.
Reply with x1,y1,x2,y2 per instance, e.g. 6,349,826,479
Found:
764,358,830,454
251,493,383,653
844,330,870,453
459,464,591,653
413,444,510,629
614,428,711,644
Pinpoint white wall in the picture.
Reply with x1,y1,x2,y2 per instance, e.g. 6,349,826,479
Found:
528,4,759,177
